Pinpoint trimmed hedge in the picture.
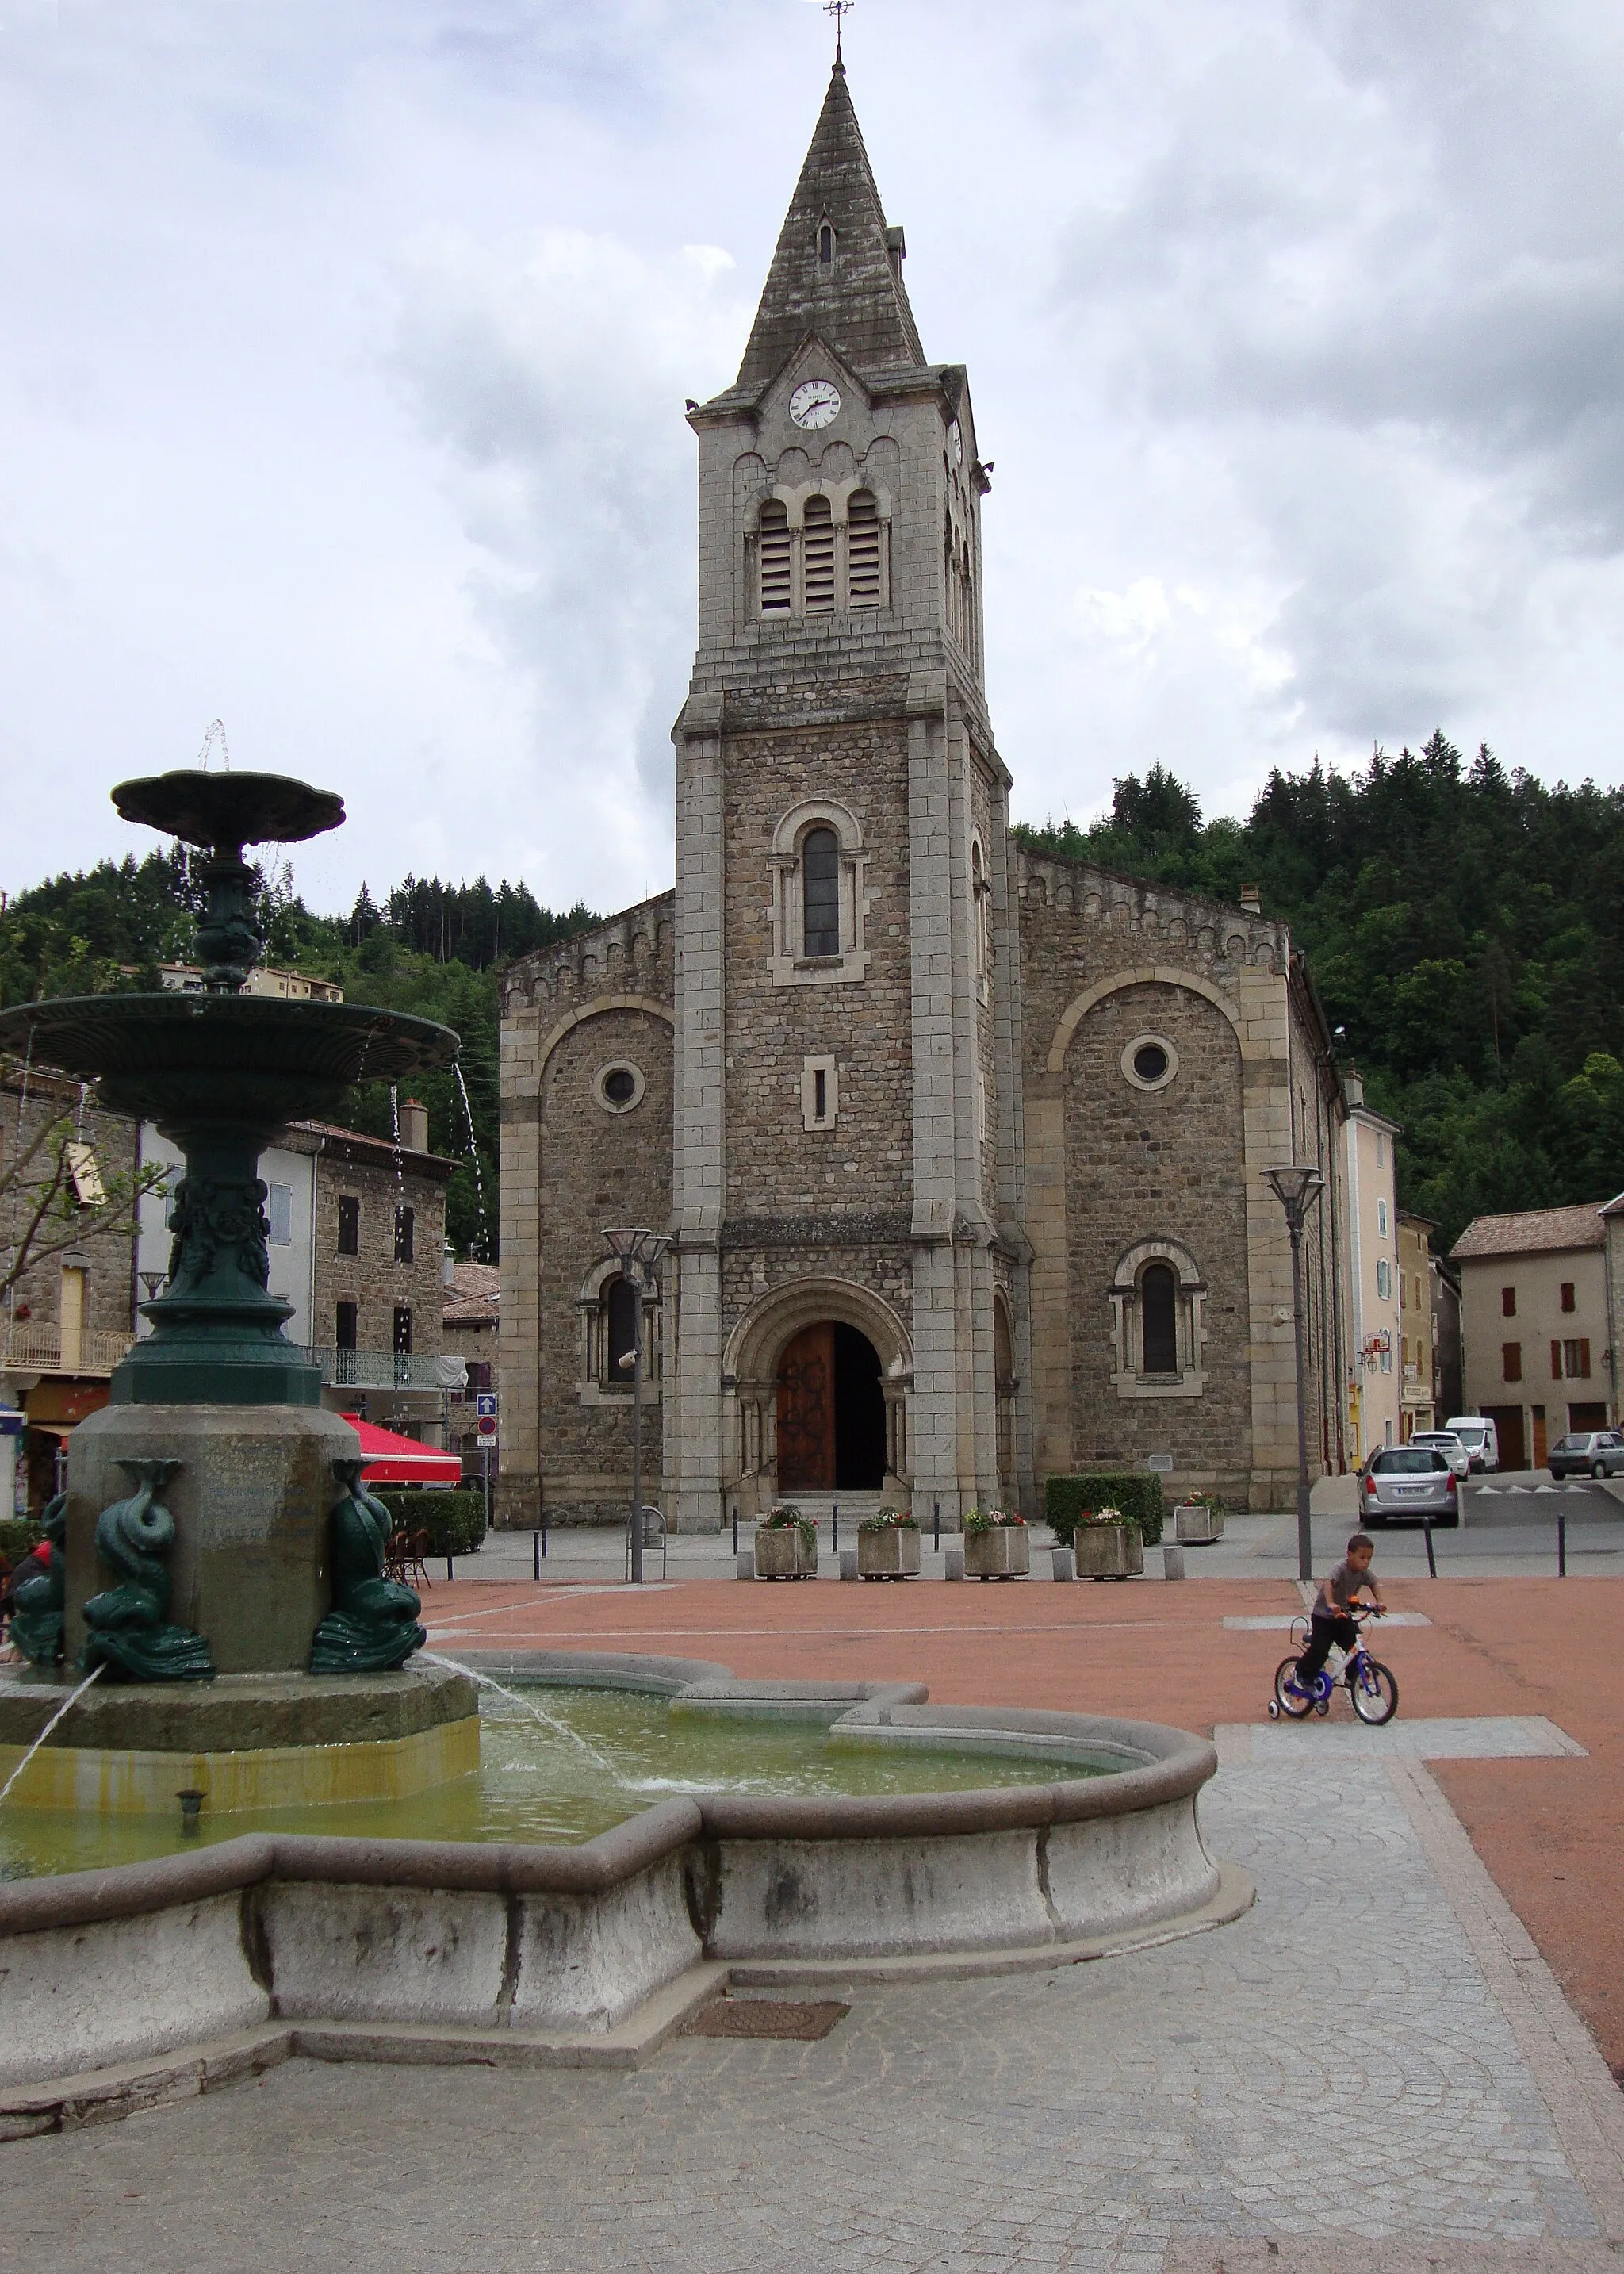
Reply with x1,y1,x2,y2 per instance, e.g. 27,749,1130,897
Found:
1044,1473,1165,1548
372,1487,487,1556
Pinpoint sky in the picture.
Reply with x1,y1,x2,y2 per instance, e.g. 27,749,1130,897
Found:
2,0,1622,922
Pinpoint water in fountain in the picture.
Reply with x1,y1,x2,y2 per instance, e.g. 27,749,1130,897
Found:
416,1651,625,1780
451,1060,490,1264
0,1664,104,1810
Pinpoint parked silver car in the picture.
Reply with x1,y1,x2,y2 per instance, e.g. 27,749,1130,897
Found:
1548,1430,1624,1481
1408,1429,1472,1478
1360,1445,1461,1526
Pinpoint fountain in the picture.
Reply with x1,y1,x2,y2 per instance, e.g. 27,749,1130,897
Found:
0,769,1247,2124
0,769,479,1812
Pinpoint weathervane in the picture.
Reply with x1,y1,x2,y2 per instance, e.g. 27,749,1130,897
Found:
825,0,852,64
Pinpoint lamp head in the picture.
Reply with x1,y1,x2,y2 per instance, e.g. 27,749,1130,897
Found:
601,1226,672,1285
1263,1164,1326,1228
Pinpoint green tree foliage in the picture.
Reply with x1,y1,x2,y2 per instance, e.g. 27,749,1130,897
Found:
1017,734,1624,1248
1,857,599,1260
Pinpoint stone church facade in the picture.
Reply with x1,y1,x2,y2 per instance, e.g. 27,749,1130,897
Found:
498,63,1349,1529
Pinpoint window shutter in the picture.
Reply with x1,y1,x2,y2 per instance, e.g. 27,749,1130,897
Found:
1552,1339,1564,1379
847,491,881,608
1503,1342,1521,1382
802,495,835,612
758,501,791,614
268,1183,293,1245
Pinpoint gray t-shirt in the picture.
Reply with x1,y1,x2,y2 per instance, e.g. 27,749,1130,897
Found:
1316,1559,1373,1614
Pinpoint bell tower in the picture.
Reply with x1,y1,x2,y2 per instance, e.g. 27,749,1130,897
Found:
665,59,1031,1530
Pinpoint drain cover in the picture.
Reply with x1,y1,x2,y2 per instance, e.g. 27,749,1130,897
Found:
684,1997,848,2042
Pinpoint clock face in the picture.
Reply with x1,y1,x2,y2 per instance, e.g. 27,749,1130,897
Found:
947,418,963,466
789,378,841,431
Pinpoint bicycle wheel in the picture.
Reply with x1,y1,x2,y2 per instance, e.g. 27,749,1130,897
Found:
1350,1656,1399,1726
1274,1658,1314,1718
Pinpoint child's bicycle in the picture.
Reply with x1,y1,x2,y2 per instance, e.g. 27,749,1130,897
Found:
1268,1606,1399,1725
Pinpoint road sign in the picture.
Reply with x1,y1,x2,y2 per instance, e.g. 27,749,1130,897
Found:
476,1392,497,1420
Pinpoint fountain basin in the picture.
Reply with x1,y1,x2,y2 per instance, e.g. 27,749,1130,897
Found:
0,1652,1245,2111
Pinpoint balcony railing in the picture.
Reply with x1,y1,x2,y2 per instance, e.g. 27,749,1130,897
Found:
0,1325,135,1377
308,1348,467,1393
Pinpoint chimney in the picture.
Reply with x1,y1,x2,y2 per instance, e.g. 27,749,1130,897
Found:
399,1097,429,1152
1343,1068,1365,1110
1239,884,1262,915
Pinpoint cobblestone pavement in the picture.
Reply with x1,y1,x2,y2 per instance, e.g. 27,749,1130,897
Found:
10,1755,1619,2273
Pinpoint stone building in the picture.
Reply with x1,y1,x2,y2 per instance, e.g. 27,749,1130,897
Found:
498,61,1348,1527
1451,1199,1622,1467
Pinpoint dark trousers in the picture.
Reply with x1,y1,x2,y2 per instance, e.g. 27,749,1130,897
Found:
1296,1609,1356,1684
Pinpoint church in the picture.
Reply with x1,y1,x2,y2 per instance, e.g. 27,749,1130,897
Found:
496,59,1349,1529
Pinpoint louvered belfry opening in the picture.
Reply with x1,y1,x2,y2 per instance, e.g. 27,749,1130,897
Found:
802,494,836,612
759,500,791,613
847,489,881,607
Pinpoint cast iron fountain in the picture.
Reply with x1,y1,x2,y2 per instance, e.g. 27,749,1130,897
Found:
0,770,480,1812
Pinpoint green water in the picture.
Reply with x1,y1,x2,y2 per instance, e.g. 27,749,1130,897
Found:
0,1685,1110,1881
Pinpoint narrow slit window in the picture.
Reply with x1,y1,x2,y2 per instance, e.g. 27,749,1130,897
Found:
847,490,881,608
758,500,791,614
818,221,835,265
814,1068,826,1120
802,828,841,957
802,495,835,613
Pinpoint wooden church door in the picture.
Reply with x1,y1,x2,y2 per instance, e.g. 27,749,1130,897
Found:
776,1322,836,1490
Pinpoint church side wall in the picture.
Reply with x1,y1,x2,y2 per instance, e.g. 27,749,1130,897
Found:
497,901,674,1527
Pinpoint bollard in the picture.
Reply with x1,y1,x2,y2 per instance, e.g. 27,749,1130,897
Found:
1051,1546,1074,1582
446,1553,454,1584
933,1500,940,1552
732,1504,739,1555
534,1528,541,1582
838,1547,859,1582
1423,1522,1437,1579
736,1550,754,1582
1559,1511,1567,1578
833,1504,839,1553
1162,1545,1185,1582
944,1548,965,1582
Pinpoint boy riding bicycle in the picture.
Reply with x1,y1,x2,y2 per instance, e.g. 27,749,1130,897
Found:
1288,1531,1386,1699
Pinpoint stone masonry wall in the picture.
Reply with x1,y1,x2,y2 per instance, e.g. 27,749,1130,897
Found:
312,1142,450,1363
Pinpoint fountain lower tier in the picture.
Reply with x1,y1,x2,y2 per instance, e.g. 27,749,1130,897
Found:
0,1664,481,1814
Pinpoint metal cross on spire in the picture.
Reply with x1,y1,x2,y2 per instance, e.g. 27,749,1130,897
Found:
825,0,852,66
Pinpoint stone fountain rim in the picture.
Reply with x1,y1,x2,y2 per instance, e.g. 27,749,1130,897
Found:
0,1650,1217,1937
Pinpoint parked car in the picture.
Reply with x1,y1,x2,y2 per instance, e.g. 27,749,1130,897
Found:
1548,1430,1624,1481
1360,1446,1460,1526
1444,1416,1499,1474
1408,1429,1471,1478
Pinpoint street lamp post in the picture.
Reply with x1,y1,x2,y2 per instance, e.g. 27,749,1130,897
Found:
602,1228,670,1584
1263,1164,1327,1582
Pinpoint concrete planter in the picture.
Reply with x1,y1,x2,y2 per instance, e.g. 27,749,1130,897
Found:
963,1526,1030,1580
1173,1502,1224,1546
856,1525,921,1580
1073,1522,1144,1580
754,1526,818,1580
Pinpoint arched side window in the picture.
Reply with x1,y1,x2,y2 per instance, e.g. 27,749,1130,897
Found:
759,500,791,615
802,495,836,613
1108,1239,1208,1400
769,797,871,987
576,1258,662,1402
971,834,990,1003
847,490,882,608
802,826,841,957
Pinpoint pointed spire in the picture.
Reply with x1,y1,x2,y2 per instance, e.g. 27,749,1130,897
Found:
732,66,925,394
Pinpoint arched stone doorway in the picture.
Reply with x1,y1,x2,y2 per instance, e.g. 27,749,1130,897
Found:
776,1321,887,1492
725,1277,912,1511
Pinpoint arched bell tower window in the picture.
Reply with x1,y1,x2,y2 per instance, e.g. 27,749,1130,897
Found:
758,500,791,614
769,797,871,987
750,485,891,623
847,490,882,608
802,826,841,957
802,495,836,613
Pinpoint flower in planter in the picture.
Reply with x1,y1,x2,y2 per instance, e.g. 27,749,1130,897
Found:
858,1509,917,1534
760,1503,816,1545
1083,1505,1125,1524
963,1507,1025,1535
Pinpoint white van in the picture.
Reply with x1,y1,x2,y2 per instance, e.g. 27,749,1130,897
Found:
1445,1417,1499,1474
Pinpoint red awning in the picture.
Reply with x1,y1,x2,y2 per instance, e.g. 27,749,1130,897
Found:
343,1417,462,1486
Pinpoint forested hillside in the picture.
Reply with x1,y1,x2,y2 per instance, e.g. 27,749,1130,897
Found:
1017,734,1624,1249
0,858,597,1260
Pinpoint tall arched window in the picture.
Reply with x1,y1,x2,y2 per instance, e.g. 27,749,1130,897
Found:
971,836,990,1001
758,500,791,615
605,1276,638,1382
847,490,881,608
802,826,841,957
802,495,835,612
1141,1263,1178,1375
